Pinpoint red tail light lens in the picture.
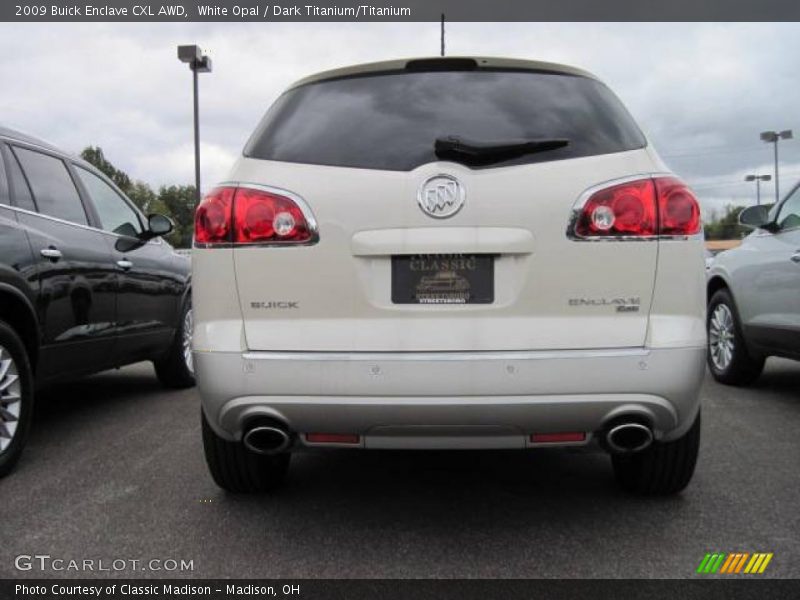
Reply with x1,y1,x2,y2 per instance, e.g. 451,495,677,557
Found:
574,176,700,239
195,187,234,244
655,177,701,235
575,179,657,237
233,187,313,243
194,185,316,246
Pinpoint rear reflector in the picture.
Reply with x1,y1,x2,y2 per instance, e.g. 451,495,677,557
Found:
305,433,360,444
194,185,316,246
531,432,586,443
573,176,700,239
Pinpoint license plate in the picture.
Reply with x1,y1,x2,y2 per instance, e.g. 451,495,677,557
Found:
391,254,494,304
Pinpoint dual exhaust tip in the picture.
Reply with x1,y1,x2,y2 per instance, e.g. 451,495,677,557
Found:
243,423,291,455
605,421,653,454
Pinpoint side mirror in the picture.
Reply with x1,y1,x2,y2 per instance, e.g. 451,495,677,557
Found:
738,205,773,230
145,213,174,238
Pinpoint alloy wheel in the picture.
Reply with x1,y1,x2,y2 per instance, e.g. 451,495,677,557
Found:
182,308,194,374
0,346,21,453
709,303,735,371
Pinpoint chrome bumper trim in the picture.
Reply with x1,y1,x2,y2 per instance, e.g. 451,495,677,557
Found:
241,347,650,362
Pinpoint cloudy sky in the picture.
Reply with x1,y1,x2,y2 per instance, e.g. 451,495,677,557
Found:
0,22,798,216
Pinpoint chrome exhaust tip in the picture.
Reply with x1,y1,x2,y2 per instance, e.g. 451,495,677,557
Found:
243,425,291,455
606,422,653,454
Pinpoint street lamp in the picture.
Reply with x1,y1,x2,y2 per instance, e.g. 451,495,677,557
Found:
744,174,771,206
760,129,792,204
177,45,212,204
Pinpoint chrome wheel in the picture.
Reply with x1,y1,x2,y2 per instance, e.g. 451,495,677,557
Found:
182,308,194,374
0,345,21,453
709,303,735,371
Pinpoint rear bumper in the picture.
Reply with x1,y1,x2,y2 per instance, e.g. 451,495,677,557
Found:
195,346,705,449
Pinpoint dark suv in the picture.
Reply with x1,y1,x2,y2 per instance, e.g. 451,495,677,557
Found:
0,126,194,477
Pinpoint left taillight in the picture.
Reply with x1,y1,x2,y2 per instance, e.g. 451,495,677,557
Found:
572,176,701,239
194,187,235,244
194,185,316,247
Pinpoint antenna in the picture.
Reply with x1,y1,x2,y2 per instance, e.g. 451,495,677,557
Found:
440,13,445,56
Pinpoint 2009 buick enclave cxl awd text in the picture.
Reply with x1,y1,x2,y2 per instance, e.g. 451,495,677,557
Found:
193,57,706,495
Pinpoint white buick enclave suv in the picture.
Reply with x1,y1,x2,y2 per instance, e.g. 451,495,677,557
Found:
193,57,706,495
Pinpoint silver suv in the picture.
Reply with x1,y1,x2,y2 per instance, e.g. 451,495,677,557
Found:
706,184,800,384
192,57,706,495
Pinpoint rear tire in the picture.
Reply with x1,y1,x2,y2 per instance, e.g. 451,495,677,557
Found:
154,299,195,389
0,320,34,478
202,411,290,493
707,288,765,386
612,411,701,495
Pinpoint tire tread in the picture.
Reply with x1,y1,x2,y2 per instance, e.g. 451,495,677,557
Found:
201,412,289,493
154,300,196,390
612,411,701,495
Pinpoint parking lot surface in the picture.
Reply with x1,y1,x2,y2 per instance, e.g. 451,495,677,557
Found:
1,359,798,578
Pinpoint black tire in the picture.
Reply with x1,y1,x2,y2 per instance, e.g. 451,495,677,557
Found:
0,319,34,478
612,411,701,495
202,411,290,493
707,288,765,386
154,298,195,389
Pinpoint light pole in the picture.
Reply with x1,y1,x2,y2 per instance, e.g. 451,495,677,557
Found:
760,130,792,204
177,45,212,204
744,174,771,206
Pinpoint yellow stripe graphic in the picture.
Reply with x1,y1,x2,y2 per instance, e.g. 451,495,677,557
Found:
744,553,770,574
744,554,758,573
758,553,773,573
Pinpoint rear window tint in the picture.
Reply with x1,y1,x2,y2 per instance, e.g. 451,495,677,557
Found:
5,148,36,212
13,147,88,225
245,69,646,171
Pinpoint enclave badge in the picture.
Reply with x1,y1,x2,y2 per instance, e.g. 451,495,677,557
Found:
418,174,465,218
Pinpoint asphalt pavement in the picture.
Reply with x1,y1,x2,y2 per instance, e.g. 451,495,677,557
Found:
1,359,798,579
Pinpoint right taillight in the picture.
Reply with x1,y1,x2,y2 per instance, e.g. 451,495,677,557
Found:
194,185,317,247
573,176,700,239
654,177,701,236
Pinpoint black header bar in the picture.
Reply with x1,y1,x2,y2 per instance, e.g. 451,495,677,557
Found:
3,579,800,600
3,0,800,22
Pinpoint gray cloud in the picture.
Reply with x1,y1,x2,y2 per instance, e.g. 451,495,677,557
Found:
0,22,797,216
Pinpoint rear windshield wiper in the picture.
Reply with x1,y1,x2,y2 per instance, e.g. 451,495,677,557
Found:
434,136,569,166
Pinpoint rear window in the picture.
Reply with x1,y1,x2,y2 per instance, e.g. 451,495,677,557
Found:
245,69,646,171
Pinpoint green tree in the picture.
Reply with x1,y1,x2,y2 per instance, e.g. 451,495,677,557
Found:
704,205,747,240
80,146,132,193
157,185,197,247
126,181,158,212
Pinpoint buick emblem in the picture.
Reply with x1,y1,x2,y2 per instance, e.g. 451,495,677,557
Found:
418,175,465,218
